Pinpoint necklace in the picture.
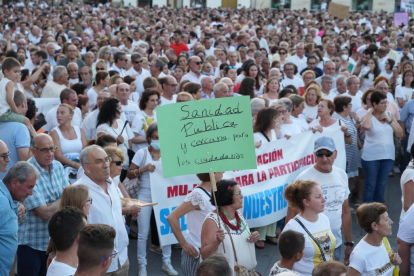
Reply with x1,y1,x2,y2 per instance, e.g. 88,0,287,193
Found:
219,208,241,230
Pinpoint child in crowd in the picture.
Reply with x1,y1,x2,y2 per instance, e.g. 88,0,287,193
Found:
312,261,347,276
0,57,36,136
269,230,304,275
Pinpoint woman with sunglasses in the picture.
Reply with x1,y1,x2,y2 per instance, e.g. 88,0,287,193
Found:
360,91,404,203
278,48,288,71
127,122,178,276
97,46,113,70
87,71,109,111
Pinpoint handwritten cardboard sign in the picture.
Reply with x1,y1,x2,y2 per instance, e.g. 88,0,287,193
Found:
394,12,409,27
328,2,350,19
157,96,257,178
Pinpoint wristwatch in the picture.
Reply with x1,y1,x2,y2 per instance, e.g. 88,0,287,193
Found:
344,241,354,247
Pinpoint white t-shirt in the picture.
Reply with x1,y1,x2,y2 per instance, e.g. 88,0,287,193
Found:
269,262,300,276
283,214,336,276
131,111,157,152
295,166,350,248
159,95,177,106
96,119,133,169
131,147,153,190
395,85,414,105
343,91,363,113
43,106,83,132
397,203,414,273
46,258,76,276
291,115,309,132
279,121,304,139
349,239,395,276
400,162,414,219
303,104,318,120
254,130,277,144
281,76,304,89
121,100,140,123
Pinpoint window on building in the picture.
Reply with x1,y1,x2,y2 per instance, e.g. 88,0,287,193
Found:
311,0,331,11
353,0,372,11
272,0,291,9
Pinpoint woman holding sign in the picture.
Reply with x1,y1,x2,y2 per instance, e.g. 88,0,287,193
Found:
201,179,259,275
167,172,223,276
126,122,178,276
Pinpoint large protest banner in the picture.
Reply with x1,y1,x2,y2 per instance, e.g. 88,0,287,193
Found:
151,127,346,246
157,96,257,178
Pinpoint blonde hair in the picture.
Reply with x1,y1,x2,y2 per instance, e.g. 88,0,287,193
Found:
59,103,74,115
104,146,125,162
304,85,323,104
58,184,89,214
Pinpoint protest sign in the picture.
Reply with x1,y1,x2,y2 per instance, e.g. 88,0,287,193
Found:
401,0,414,12
328,2,350,19
152,127,346,246
394,12,409,27
157,96,257,178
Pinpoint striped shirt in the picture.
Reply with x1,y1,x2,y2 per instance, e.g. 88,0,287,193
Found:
18,158,69,251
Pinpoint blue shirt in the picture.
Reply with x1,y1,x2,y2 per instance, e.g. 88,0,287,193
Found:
0,182,18,275
300,67,324,78
0,122,30,180
18,158,69,251
400,99,414,133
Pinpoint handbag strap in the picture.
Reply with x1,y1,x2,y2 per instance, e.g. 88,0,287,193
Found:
294,217,326,262
260,131,271,142
196,186,212,199
222,219,239,263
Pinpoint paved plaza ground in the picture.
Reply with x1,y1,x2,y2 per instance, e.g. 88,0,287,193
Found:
128,174,402,275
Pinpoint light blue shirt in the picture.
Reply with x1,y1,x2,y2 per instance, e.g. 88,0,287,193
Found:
0,122,30,180
0,182,18,275
400,99,414,133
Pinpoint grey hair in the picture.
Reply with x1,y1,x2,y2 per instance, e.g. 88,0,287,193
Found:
53,66,67,80
254,51,263,57
321,75,333,82
251,98,266,115
46,42,55,48
152,59,164,71
346,75,359,85
146,122,158,144
336,75,347,83
3,161,39,186
131,52,142,61
213,82,228,93
201,76,213,86
80,145,102,167
275,98,293,112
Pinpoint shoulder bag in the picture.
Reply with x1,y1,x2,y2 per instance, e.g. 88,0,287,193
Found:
122,148,147,198
223,222,261,276
294,217,327,262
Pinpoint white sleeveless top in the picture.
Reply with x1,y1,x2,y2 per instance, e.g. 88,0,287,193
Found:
361,114,395,161
203,211,257,275
53,125,83,160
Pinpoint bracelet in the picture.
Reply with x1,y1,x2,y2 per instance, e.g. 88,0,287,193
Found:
389,118,393,124
345,134,351,138
133,169,138,177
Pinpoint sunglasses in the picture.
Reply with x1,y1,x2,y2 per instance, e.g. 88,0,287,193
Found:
96,67,104,70
112,161,123,166
134,60,143,64
280,52,286,55
0,152,10,161
193,62,203,65
315,151,334,158
105,51,112,55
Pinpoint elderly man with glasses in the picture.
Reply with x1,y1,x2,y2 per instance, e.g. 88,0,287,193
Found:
74,145,136,276
17,134,69,276
181,56,204,84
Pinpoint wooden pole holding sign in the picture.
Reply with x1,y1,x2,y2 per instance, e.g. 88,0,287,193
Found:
209,172,225,253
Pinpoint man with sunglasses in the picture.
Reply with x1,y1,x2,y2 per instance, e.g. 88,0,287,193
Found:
181,56,204,84
18,134,69,276
126,53,151,96
286,136,353,266
109,51,127,77
74,224,116,276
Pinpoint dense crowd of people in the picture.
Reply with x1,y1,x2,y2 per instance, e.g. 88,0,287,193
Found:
1,1,414,276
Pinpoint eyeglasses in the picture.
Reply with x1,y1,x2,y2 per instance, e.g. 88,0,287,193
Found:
112,160,123,166
96,67,104,71
105,51,112,55
167,83,178,87
102,250,118,263
85,156,112,165
378,101,389,106
0,152,10,160
33,146,57,153
193,62,203,65
134,60,143,64
315,151,334,158
278,110,288,114
233,192,243,198
85,197,93,204
279,52,286,55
